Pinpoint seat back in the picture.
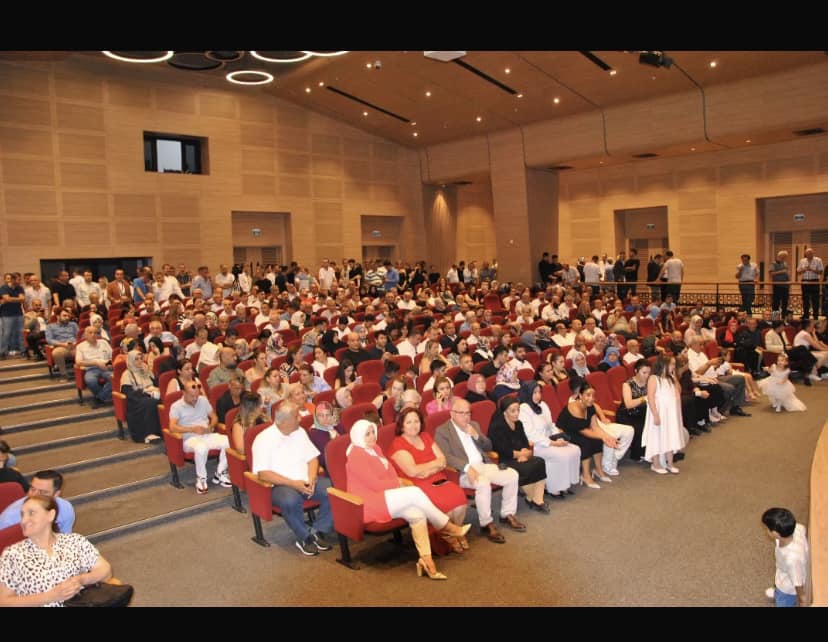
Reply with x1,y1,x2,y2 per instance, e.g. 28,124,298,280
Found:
377,423,397,455
325,433,352,490
638,317,654,337
322,365,339,388
525,352,540,369
381,397,397,425
424,409,451,437
158,390,184,431
470,400,496,436
313,389,336,407
152,354,173,378
452,381,468,400
606,366,629,408
224,407,240,434
199,364,218,390
158,370,177,398
0,482,25,513
388,355,413,374
208,383,230,413
243,423,272,474
541,384,564,421
586,371,616,411
351,382,381,405
340,402,378,432
556,378,573,409
0,524,24,554
356,359,384,384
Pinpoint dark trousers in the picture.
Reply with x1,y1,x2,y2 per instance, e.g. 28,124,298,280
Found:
665,283,681,303
771,285,789,317
738,283,755,315
801,283,820,319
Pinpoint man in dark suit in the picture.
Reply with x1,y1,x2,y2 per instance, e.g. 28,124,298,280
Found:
434,398,524,544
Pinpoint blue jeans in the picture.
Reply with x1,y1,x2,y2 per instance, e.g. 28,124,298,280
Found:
84,367,113,402
270,476,333,542
774,588,797,607
0,315,24,355
739,283,755,315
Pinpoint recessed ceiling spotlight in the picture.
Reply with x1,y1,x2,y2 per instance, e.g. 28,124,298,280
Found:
745,139,752,144
318,81,325,87
709,61,718,68
413,132,419,137
599,161,605,165
516,93,523,98
305,87,311,93
475,116,482,122
366,62,373,69
505,67,511,74
410,121,417,126
425,91,432,97
553,97,560,104
609,69,617,76
363,111,368,117
690,147,696,151
651,75,657,80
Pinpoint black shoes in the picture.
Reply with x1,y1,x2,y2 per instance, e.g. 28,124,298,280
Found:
311,532,332,552
295,536,320,556
731,406,751,417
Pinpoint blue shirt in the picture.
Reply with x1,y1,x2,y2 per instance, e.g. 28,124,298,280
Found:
385,267,399,289
0,496,75,533
133,278,149,303
45,321,79,345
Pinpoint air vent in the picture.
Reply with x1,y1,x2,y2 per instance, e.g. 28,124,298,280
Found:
424,51,467,62
633,152,659,159
793,127,826,137
547,165,573,171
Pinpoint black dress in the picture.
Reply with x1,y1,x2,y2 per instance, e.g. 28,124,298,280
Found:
615,378,647,460
488,416,546,486
121,372,162,444
556,405,602,460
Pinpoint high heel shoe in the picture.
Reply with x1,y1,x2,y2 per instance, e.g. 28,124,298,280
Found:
442,523,471,539
416,558,447,580
592,469,612,483
441,532,465,553
580,477,600,489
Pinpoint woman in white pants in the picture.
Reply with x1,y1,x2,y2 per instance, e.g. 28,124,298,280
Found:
592,395,635,478
517,381,581,498
345,420,470,580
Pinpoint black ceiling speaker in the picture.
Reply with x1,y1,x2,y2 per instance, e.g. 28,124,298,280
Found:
639,51,673,69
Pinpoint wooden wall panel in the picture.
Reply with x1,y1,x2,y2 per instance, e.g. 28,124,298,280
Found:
0,96,51,127
60,163,107,189
344,159,370,180
239,98,272,124
344,181,371,200
312,178,342,199
58,133,105,161
719,162,764,186
242,175,276,195
63,221,107,246
200,93,238,119
0,127,53,156
2,158,55,186
677,190,717,211
107,83,152,109
276,104,309,129
343,139,370,158
62,192,109,218
311,155,342,177
372,143,398,162
277,128,310,152
278,152,309,175
0,65,51,97
4,190,57,217
372,184,400,201
6,219,58,245
312,134,341,156
279,176,311,197
765,156,815,181
422,137,490,183
113,194,156,219
161,221,200,243
371,161,397,183
55,75,104,103
241,148,275,173
56,103,104,131
154,87,197,115
240,124,274,148
159,195,199,219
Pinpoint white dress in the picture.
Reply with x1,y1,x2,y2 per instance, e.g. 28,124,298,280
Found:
642,377,687,461
519,402,581,493
758,365,806,412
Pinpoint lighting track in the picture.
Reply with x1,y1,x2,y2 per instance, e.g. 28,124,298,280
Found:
325,86,411,123
451,59,519,95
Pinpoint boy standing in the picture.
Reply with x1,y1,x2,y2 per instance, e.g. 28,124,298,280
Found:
761,507,809,607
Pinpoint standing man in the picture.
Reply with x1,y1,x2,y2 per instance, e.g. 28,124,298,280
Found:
646,254,662,301
106,269,132,309
74,271,101,310
50,270,76,310
176,263,192,297
23,275,51,312
624,248,641,296
769,251,791,320
214,265,235,299
0,273,25,358
317,259,336,293
736,254,759,316
797,248,823,320
538,252,552,287
191,266,213,299
659,250,684,303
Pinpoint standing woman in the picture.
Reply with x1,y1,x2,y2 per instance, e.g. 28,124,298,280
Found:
121,349,163,444
488,397,549,513
0,495,113,606
615,358,651,462
517,381,580,499
642,356,687,474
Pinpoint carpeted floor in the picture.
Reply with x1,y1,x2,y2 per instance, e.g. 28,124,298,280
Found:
97,382,826,606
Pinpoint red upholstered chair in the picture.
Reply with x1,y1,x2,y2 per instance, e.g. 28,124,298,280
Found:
199,364,218,390
225,416,270,516
189,352,200,368
485,375,497,392
160,390,223,489
324,430,408,569
473,361,489,374
381,397,397,426
110,360,129,440
415,372,432,393
237,358,255,372
73,365,88,404
356,359,384,385
241,423,320,547
424,409,451,437
586,371,617,415
208,383,230,414
313,389,336,407
704,340,721,360
388,355,413,374
637,317,655,337
340,402,378,433
556,378,573,409
624,361,636,377
322,366,339,389
277,329,297,344
525,352,540,370
541,348,559,364
0,524,24,554
470,400,496,436
152,354,173,378
606,366,629,409
334,347,349,362
235,323,258,341
351,382,381,406
157,370,177,400
541,384,563,421
224,407,240,438
0,482,25,513
517,369,535,382
452,381,468,400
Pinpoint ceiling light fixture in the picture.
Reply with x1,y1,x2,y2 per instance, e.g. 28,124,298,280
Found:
413,132,419,137
425,91,432,97
475,116,482,122
505,67,511,74
709,61,718,68
302,51,349,57
102,51,174,64
609,69,618,76
250,51,313,63
638,51,674,69
226,70,274,86
553,97,560,104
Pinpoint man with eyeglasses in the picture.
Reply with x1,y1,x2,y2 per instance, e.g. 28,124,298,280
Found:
169,380,231,495
435,398,523,544
0,470,75,533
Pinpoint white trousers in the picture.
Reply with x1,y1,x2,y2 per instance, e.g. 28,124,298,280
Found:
384,486,448,529
597,421,634,472
460,463,519,527
534,442,582,493
183,432,229,480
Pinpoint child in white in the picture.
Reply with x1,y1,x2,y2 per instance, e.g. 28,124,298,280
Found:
715,348,760,401
758,353,806,413
762,507,809,607
642,356,687,474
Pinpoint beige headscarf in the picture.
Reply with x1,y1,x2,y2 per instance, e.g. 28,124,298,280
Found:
126,350,155,391
346,419,387,468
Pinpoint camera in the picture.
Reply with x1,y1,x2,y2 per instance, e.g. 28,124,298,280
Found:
231,264,242,276
374,60,382,70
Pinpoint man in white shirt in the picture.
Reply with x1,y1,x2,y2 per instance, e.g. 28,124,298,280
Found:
23,275,52,311
396,329,421,360
193,328,221,371
583,256,602,297
318,259,336,293
251,401,334,556
69,270,85,294
214,265,235,299
75,326,113,407
686,336,749,417
658,250,685,303
434,399,522,544
156,264,184,303
237,265,252,295
396,289,418,311
797,247,823,320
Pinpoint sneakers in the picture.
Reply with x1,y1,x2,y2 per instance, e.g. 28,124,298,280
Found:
603,467,620,476
195,477,208,494
295,536,320,556
311,531,333,552
765,587,775,599
212,469,232,487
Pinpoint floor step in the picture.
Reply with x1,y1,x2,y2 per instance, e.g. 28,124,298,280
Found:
0,371,53,385
7,417,117,451
65,454,172,503
80,483,233,543
0,392,80,414
0,406,113,434
0,380,74,398
18,438,155,477
0,358,43,375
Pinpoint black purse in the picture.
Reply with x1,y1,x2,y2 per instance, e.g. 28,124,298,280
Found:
64,582,134,607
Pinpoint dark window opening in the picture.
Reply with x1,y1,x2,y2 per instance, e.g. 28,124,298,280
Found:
143,132,207,174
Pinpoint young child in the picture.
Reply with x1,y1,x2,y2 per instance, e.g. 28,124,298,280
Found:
715,347,761,401
761,507,809,607
758,353,807,413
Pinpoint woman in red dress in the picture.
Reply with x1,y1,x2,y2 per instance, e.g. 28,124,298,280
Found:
389,407,470,553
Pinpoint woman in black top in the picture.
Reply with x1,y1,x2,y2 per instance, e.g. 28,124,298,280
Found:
555,379,620,489
615,358,650,461
464,374,494,404
488,397,549,513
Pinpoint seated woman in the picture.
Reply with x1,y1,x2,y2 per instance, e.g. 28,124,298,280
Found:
419,340,448,376
555,380,621,489
375,376,407,410
121,349,162,444
446,337,470,368
288,382,315,417
166,360,197,398
216,376,246,433
335,386,353,410
345,420,470,580
535,361,558,388
567,350,593,381
517,381,580,499
311,345,339,379
0,495,113,606
425,376,454,415
245,350,269,386
279,346,303,381
265,332,288,366
257,367,289,414
615,358,652,461
546,352,570,385
334,358,360,391
230,392,269,454
597,346,622,372
389,407,469,553
464,373,493,404
488,397,549,512
491,360,521,401
308,401,346,469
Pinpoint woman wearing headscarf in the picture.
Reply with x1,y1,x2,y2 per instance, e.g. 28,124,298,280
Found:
488,397,549,513
517,381,580,499
567,350,592,380
520,330,541,354
464,373,493,404
597,346,622,372
345,419,470,580
308,401,345,469
121,349,163,444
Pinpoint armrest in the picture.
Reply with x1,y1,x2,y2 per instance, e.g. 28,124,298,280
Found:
162,428,185,465
243,471,273,489
399,478,414,487
327,486,364,506
162,428,183,441
486,451,500,463
327,487,367,542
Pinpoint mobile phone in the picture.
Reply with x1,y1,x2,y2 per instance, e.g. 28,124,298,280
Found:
432,479,449,487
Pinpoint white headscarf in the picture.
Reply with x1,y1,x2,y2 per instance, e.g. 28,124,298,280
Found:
346,419,388,468
572,351,590,378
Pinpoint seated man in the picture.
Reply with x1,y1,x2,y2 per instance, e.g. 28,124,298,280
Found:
45,309,79,379
75,326,114,408
0,470,75,533
435,398,523,544
687,336,750,417
206,347,247,389
251,401,334,556
169,380,231,494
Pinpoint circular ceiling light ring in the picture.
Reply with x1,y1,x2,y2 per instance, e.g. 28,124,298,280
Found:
102,51,174,63
226,70,274,86
302,51,349,58
250,51,312,64
205,51,245,63
167,53,224,71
